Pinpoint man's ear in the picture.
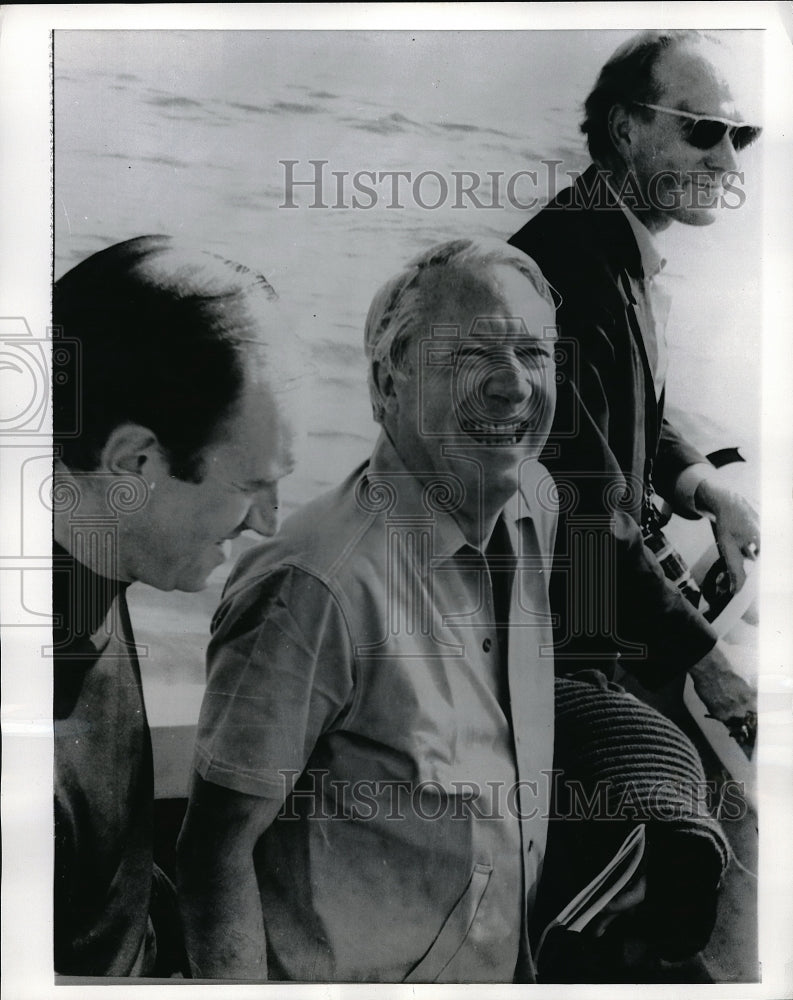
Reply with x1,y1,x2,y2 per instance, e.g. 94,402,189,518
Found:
373,360,399,417
98,423,165,479
608,104,634,162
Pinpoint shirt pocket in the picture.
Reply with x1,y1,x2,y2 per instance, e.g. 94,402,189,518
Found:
403,862,493,983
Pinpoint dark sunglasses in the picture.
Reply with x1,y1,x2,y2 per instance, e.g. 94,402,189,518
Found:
633,101,761,152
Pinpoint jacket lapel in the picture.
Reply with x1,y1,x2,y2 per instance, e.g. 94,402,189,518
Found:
573,166,662,463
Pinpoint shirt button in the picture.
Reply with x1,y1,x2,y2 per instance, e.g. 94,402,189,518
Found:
482,637,492,652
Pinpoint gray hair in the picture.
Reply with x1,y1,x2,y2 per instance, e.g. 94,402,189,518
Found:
364,237,554,423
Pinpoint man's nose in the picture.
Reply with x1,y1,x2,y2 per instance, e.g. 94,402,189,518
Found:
482,354,532,408
243,489,279,537
707,131,739,173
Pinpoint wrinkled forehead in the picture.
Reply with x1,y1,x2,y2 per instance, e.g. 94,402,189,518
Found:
416,263,557,347
653,39,755,120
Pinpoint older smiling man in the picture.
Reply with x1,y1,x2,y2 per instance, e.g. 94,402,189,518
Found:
177,238,561,982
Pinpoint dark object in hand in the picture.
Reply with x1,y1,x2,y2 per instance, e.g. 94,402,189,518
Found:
706,710,757,757
701,557,733,623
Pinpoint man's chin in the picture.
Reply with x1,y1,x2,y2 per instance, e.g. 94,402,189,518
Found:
676,206,719,227
142,574,207,594
675,188,722,227
172,544,232,592
175,576,212,593
161,562,219,594
481,464,521,500
177,562,226,592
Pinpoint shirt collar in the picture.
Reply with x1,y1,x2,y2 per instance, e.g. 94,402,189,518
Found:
364,431,533,560
604,177,666,279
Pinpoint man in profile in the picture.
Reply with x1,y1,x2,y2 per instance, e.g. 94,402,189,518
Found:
509,30,760,718
177,238,560,982
52,235,301,976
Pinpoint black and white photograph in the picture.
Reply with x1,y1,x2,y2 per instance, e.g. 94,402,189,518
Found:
1,4,792,997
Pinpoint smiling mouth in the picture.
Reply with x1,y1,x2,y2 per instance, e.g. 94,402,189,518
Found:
459,418,531,446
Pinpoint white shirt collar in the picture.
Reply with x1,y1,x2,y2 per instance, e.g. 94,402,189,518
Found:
605,177,667,279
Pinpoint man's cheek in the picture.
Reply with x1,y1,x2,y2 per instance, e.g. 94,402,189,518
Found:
530,367,555,417
422,367,452,395
418,369,454,428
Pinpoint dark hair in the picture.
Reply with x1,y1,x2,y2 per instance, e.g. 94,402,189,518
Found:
581,30,714,163
53,235,279,481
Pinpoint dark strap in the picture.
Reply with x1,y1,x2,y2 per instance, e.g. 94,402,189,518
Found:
640,502,702,609
484,516,517,713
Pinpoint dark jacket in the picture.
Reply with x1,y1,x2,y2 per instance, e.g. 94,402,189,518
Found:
53,542,156,976
509,165,717,682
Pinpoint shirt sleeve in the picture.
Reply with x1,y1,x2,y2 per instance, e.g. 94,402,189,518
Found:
671,462,719,518
193,563,355,799
653,418,709,509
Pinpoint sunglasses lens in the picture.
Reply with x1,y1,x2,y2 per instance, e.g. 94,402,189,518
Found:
732,125,761,152
685,119,729,150
685,118,762,152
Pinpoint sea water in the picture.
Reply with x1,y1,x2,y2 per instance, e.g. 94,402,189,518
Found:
53,29,763,704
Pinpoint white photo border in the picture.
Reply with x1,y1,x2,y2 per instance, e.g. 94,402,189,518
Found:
1,3,791,998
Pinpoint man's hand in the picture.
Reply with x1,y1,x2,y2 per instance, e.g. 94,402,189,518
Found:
694,480,759,591
589,875,647,939
689,640,756,730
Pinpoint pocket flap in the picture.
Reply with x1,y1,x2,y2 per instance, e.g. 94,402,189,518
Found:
404,863,493,983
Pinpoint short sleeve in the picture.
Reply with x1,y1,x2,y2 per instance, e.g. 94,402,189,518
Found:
193,564,355,798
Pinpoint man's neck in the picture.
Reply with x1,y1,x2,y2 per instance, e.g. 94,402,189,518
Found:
596,159,672,236
53,471,131,583
452,497,514,551
54,517,127,583
377,428,515,551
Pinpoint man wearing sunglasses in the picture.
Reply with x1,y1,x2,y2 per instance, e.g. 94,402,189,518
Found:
509,30,760,725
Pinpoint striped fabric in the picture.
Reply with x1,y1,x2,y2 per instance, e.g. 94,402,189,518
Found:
553,673,728,859
642,518,703,608
535,672,732,967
